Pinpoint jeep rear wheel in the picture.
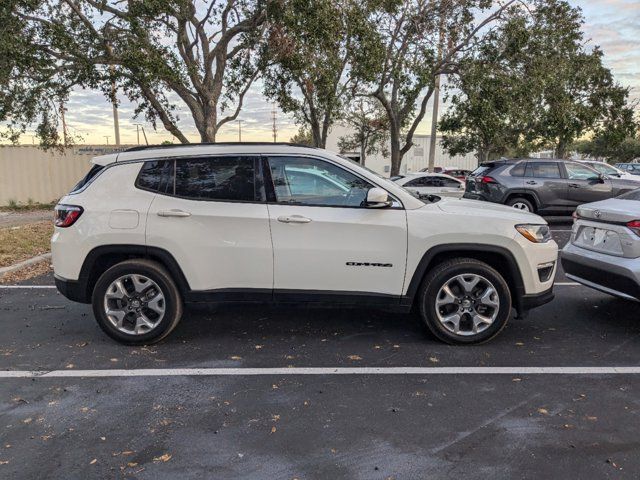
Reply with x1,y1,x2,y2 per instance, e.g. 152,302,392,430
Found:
92,259,183,345
418,258,512,345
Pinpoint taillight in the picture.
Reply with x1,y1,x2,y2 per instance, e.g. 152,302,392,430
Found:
54,204,83,228
627,220,640,237
480,176,497,184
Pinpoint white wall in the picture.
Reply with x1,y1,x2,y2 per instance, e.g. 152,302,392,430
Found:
325,124,479,176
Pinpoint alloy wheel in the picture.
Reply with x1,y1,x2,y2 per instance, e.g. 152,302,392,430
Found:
103,274,166,335
434,274,500,336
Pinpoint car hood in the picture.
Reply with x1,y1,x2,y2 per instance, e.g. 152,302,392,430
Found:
577,198,640,223
434,198,546,224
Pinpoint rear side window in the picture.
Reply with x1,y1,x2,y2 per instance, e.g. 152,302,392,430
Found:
405,177,432,187
175,157,258,202
136,160,174,193
70,164,105,193
525,162,561,178
509,163,526,177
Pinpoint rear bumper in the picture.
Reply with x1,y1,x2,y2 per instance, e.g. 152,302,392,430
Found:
462,192,487,201
55,275,91,304
561,244,640,302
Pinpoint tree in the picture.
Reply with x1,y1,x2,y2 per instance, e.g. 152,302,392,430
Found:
354,0,517,176
263,0,373,148
574,136,640,163
2,0,267,146
439,0,636,162
337,99,389,166
289,126,313,146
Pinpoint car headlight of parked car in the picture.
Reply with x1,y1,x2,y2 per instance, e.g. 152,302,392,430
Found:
515,224,551,243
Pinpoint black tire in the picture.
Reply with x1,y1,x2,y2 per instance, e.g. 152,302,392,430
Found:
506,197,534,213
92,259,183,345
417,258,512,345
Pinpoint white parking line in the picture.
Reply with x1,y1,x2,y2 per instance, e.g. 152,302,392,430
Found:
2,366,640,378
0,285,56,289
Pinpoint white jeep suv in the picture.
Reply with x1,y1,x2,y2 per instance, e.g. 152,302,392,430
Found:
52,143,558,345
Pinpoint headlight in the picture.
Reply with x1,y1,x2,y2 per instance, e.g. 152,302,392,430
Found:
515,224,551,243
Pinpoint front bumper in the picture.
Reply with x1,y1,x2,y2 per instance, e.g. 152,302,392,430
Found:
520,287,555,311
561,244,640,302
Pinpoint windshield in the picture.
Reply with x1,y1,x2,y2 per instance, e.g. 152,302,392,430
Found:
589,162,622,176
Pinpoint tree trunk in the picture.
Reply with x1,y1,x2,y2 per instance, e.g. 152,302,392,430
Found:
360,142,366,167
389,127,402,176
555,139,569,159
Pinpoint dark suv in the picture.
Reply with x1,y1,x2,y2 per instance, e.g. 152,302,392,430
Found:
464,159,640,214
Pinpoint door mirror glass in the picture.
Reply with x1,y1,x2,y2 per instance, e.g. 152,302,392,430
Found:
366,187,392,208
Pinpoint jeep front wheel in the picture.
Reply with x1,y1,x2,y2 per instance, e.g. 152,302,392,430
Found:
418,258,512,345
92,259,183,345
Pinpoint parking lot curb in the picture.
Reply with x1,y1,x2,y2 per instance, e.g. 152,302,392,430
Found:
0,252,51,278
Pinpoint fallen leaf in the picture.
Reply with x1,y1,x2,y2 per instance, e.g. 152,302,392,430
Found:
230,356,242,360
586,416,598,421
429,357,439,363
0,461,9,465
537,408,549,415
254,345,263,350
270,426,277,434
109,358,118,363
515,342,524,346
348,355,362,361
89,459,97,465
153,453,172,463
22,417,33,424
65,364,74,369
512,378,522,382
127,462,138,467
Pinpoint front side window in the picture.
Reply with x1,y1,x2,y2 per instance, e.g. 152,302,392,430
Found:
174,157,259,202
589,163,618,176
565,163,600,180
268,156,373,207
525,162,562,179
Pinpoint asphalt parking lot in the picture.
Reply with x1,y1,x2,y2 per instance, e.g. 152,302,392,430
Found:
1,220,639,479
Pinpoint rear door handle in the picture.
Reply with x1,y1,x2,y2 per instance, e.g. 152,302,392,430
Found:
568,183,580,188
277,215,312,224
157,209,191,217
525,181,537,185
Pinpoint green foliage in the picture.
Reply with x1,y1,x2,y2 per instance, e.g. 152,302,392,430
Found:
289,126,313,146
574,136,640,163
337,98,389,166
263,0,375,147
1,0,267,146
439,0,637,163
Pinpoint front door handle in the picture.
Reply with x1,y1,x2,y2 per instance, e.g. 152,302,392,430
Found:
568,183,580,188
525,181,537,185
277,215,312,224
157,209,191,218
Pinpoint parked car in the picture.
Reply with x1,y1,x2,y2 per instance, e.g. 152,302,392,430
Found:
393,173,465,199
464,158,640,214
615,163,640,176
575,160,637,180
52,143,557,346
421,167,472,180
561,188,640,302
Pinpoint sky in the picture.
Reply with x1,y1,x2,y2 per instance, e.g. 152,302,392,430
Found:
14,0,640,146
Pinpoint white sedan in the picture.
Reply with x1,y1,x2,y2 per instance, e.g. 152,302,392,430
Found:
392,173,465,199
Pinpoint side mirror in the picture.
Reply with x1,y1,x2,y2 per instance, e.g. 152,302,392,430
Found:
598,174,607,183
366,187,392,208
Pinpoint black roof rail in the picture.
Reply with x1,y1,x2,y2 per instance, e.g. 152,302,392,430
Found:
125,142,317,152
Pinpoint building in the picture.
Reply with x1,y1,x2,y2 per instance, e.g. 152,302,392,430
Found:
325,125,479,176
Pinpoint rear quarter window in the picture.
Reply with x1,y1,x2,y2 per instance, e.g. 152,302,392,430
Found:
135,160,174,193
70,164,105,193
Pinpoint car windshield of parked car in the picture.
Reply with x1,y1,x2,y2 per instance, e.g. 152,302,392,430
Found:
619,188,640,200
565,163,600,180
589,162,622,176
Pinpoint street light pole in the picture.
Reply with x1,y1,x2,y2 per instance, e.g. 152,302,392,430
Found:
237,120,242,142
104,135,110,145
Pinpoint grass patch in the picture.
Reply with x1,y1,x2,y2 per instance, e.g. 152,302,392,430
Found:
0,221,53,268
0,201,57,212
